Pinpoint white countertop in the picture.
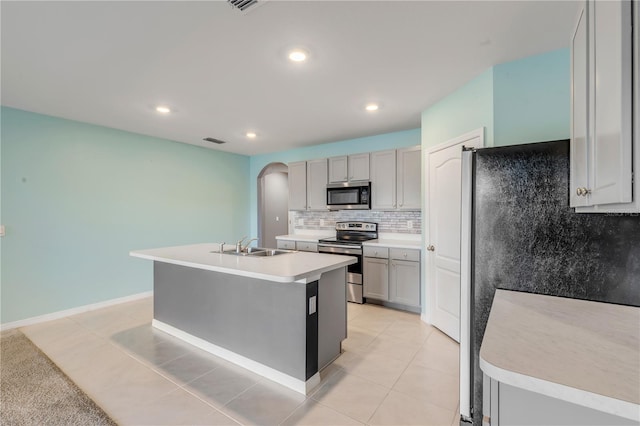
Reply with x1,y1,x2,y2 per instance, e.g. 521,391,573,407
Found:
363,239,422,250
130,243,356,284
275,234,333,242
480,289,640,421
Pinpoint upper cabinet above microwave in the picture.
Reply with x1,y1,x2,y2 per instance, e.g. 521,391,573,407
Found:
570,0,639,213
328,153,370,183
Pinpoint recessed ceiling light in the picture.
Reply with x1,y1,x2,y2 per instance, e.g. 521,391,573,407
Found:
155,106,171,114
288,49,308,62
365,103,379,112
246,132,257,139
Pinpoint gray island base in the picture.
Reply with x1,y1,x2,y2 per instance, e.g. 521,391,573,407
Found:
131,244,355,395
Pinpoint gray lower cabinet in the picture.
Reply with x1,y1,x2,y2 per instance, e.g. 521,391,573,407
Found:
363,257,389,300
276,239,296,250
277,239,317,252
296,241,318,252
485,376,635,426
389,259,420,307
363,246,421,311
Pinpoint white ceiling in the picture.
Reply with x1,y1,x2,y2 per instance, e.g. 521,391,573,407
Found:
1,1,581,156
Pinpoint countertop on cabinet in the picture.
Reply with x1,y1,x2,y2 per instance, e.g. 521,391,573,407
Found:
275,234,333,242
480,289,640,422
363,239,422,250
130,243,355,284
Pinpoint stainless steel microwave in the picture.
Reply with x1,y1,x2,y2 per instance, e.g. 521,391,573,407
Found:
326,182,371,210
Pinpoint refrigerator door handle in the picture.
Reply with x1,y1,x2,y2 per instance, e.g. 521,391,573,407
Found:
460,149,474,422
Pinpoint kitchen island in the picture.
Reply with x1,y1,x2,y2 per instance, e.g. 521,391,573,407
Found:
130,243,356,395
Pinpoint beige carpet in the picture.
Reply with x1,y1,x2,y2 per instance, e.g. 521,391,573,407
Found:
0,329,117,426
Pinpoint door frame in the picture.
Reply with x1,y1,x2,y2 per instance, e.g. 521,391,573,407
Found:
257,162,288,247
422,128,484,327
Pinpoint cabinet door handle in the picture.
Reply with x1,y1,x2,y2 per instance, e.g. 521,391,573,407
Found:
427,245,435,251
576,187,592,197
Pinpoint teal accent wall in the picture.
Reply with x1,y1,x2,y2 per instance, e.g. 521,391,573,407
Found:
421,68,495,150
421,48,570,151
493,48,570,146
248,128,421,238
1,107,250,323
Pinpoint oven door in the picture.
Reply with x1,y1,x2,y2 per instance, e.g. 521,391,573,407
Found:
317,244,362,282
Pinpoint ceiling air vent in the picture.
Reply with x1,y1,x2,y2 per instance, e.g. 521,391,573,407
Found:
203,137,227,144
227,0,267,13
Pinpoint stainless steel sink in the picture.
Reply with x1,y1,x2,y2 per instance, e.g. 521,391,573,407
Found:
213,247,295,257
246,249,293,257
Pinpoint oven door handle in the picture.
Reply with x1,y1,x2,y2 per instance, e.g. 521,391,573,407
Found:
317,244,362,255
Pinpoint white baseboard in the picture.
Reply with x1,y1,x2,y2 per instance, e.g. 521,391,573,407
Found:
421,312,431,325
152,319,320,395
0,291,153,331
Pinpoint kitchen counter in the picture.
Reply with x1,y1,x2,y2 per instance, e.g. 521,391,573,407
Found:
275,234,333,242
130,243,356,284
363,239,422,250
480,289,640,421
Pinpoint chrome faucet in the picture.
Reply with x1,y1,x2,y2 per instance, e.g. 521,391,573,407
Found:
236,236,258,253
218,242,226,253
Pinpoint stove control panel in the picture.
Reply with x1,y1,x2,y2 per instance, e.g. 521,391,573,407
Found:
336,222,377,231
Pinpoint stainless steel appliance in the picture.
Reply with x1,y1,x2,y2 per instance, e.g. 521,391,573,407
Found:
459,140,640,426
318,221,378,303
326,182,371,210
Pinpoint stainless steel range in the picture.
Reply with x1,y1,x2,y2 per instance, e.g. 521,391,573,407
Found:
318,222,378,304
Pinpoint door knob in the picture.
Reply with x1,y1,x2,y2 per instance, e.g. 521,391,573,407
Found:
427,245,435,251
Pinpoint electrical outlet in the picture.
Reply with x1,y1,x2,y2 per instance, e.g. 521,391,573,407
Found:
309,296,317,315
407,220,413,229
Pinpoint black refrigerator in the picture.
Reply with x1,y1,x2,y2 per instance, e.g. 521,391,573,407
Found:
459,139,640,425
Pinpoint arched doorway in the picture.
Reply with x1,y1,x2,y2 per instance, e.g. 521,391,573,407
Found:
257,162,289,248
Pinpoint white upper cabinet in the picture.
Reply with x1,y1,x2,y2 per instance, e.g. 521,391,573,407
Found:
306,158,328,211
571,0,638,212
288,161,307,211
328,153,370,183
288,159,327,211
396,146,421,210
291,146,421,212
571,5,589,208
328,156,348,183
348,153,370,181
370,146,422,211
370,150,397,210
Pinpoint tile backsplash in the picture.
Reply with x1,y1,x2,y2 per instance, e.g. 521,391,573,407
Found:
291,210,422,234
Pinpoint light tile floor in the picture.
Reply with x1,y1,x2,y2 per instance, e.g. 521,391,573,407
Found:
20,298,460,426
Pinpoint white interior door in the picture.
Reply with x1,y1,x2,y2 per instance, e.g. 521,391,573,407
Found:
426,129,483,342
